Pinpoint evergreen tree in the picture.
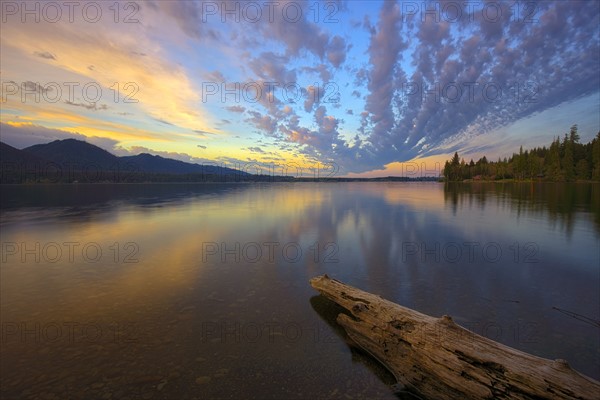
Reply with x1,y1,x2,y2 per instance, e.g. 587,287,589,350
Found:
450,152,460,181
546,137,561,180
563,137,575,181
526,151,537,179
443,152,462,181
451,152,460,167
576,159,590,180
443,161,450,180
569,124,580,144
592,132,600,180
517,146,525,179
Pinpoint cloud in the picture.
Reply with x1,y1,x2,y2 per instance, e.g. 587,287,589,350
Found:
20,81,53,95
247,146,265,153
226,105,246,113
205,70,227,82
326,35,347,68
2,10,214,132
274,105,351,166
229,0,348,71
194,129,217,137
315,106,339,134
303,85,325,113
155,118,175,126
330,0,600,173
65,101,108,111
248,52,296,83
149,1,221,41
0,122,119,151
255,3,328,59
246,1,598,174
301,64,332,83
3,0,599,176
364,1,406,145
245,111,278,135
33,51,55,60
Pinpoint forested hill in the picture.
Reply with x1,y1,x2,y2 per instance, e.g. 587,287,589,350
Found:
443,125,600,182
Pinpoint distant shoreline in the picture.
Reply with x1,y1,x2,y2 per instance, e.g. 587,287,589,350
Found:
0,177,441,184
3,178,600,185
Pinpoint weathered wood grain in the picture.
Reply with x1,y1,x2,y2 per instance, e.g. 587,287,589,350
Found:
310,274,600,399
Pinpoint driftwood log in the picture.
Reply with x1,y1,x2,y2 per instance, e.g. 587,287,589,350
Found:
310,274,600,399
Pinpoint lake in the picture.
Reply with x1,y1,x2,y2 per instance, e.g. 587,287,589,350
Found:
1,182,598,399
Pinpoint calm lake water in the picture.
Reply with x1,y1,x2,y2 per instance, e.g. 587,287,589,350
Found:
1,182,599,399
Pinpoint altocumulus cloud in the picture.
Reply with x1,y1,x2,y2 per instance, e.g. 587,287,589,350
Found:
3,0,598,175
215,1,600,173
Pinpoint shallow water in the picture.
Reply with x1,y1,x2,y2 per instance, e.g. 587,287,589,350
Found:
1,182,598,399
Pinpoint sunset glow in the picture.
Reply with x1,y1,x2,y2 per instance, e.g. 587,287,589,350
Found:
1,1,599,175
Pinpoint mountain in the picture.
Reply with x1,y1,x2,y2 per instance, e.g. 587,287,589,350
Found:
1,141,50,165
24,139,119,169
0,142,57,183
120,153,242,175
1,139,248,182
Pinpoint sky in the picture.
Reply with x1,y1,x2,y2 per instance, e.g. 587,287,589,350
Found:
1,0,599,177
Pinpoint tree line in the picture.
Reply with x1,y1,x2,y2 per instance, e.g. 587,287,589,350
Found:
443,125,600,181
